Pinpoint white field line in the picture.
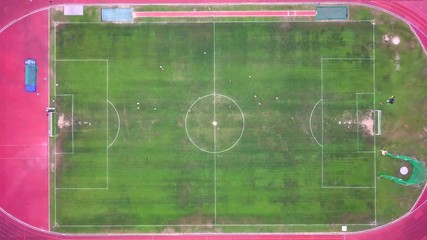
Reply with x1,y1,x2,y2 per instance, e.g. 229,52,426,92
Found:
106,59,109,189
57,19,374,25
309,99,323,147
52,20,378,228
372,22,377,224
56,223,374,228
184,94,244,154
107,100,120,148
320,58,324,187
213,22,217,226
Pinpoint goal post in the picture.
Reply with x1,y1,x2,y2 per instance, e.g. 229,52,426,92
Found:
49,111,55,137
375,110,381,135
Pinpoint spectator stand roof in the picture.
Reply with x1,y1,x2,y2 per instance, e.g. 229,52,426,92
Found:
316,6,349,21
101,8,133,22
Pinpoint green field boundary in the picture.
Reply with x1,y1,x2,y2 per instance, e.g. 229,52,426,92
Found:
52,20,379,229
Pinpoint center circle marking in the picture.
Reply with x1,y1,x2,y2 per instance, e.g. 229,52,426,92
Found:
185,94,245,154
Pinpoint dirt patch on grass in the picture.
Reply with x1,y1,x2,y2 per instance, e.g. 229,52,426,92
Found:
336,110,374,136
360,110,374,136
58,113,71,128
53,113,72,173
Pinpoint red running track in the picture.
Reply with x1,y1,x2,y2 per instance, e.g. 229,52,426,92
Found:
0,0,427,239
0,6,49,232
133,10,316,17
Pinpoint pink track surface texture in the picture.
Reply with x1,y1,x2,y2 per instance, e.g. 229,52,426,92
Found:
133,10,316,17
0,8,49,231
0,0,427,239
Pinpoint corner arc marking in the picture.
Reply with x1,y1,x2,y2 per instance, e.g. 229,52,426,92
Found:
309,99,323,147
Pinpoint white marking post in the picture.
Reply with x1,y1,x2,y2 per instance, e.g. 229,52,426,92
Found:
213,22,217,226
375,110,381,135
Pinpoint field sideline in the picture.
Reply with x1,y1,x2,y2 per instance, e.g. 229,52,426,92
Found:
51,17,383,232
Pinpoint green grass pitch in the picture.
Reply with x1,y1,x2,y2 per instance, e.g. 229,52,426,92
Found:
53,20,381,232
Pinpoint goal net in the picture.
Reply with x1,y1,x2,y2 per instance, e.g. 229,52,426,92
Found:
379,152,427,186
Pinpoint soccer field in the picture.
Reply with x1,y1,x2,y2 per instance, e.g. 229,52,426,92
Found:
52,20,379,231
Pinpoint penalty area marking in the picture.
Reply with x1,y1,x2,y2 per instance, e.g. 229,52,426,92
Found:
309,99,323,147
54,59,110,192
107,100,120,148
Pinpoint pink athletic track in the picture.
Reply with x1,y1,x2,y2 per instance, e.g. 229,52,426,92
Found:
133,10,316,17
1,0,427,240
0,6,49,232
